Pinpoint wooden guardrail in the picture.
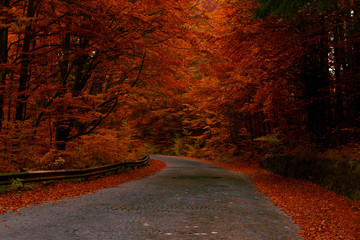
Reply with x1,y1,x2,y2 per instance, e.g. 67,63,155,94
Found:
0,156,150,185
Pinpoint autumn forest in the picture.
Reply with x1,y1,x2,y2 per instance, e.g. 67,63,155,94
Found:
1,0,360,239
1,0,360,193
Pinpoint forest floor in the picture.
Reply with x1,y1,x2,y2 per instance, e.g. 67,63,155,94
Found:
188,156,360,240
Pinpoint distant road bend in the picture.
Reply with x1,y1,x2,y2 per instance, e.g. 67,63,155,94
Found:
0,155,302,239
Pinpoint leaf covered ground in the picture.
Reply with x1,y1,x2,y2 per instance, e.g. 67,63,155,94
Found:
200,158,360,240
1,156,359,240
0,160,166,215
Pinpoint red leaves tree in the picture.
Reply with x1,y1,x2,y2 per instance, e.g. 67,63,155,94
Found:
183,0,360,157
255,0,360,142
0,0,198,171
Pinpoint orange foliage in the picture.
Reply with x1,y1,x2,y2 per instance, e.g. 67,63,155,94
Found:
1,2,359,238
0,0,199,171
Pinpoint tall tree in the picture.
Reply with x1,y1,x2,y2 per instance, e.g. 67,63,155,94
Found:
254,0,360,142
0,0,10,130
15,0,39,121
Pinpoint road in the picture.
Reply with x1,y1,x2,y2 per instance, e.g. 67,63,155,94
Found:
0,155,302,239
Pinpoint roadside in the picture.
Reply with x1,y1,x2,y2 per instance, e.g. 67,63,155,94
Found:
175,156,360,240
0,156,301,239
0,160,166,215
1,154,359,239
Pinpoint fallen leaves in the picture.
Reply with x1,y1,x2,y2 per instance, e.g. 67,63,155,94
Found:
170,155,359,240
1,155,359,240
0,160,166,215
203,158,360,240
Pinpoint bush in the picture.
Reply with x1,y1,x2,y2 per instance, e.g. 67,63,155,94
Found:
171,135,190,156
33,150,69,170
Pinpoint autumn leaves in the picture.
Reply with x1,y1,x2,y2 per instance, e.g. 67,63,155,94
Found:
0,1,359,173
0,0,197,171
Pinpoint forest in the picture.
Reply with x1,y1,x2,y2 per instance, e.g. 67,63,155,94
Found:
0,0,359,195
0,1,360,239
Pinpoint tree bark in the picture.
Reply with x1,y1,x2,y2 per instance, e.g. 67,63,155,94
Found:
54,33,72,150
333,23,345,124
15,0,36,121
0,0,10,130
55,120,73,150
55,35,93,150
347,2,360,127
304,18,331,142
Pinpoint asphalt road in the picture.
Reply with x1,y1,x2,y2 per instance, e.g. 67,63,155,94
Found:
0,156,302,239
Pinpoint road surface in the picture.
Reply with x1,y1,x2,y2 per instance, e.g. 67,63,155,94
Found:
0,155,302,239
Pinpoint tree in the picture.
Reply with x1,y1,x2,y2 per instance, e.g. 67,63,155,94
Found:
0,0,10,130
0,0,201,171
255,0,360,142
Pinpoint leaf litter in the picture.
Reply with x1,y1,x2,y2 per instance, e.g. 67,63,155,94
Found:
200,157,360,240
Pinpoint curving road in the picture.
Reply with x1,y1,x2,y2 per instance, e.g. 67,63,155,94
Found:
0,156,302,239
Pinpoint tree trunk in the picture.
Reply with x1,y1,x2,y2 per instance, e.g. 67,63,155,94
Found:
59,33,71,85
55,119,73,150
333,23,345,124
248,114,254,141
347,2,360,128
15,0,35,121
54,33,72,150
0,0,10,130
55,35,93,150
304,18,331,142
